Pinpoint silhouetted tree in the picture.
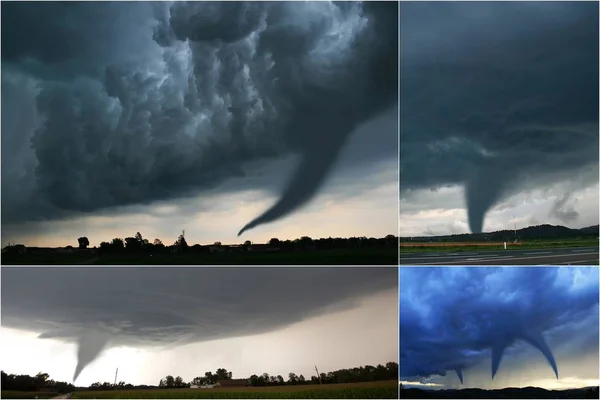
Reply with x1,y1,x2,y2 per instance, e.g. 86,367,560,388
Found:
111,238,124,250
77,237,89,249
135,232,144,244
124,236,142,251
176,230,188,251
269,238,280,246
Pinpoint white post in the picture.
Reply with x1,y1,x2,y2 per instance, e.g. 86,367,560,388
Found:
504,242,507,250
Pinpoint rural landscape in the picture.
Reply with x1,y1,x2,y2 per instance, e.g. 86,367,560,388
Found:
399,224,599,265
1,363,399,399
400,385,600,399
1,233,398,265
399,224,598,251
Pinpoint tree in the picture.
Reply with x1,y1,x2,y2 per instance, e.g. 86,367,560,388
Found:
269,238,280,246
298,374,306,384
191,377,204,386
288,373,298,385
135,232,144,244
153,238,164,247
124,237,141,251
176,230,188,250
249,375,259,386
276,375,284,385
111,238,124,250
174,376,185,388
165,375,175,388
35,372,49,390
215,368,232,381
261,373,270,386
77,237,90,249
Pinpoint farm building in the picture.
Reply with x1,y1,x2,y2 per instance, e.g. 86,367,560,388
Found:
200,384,216,389
217,379,250,387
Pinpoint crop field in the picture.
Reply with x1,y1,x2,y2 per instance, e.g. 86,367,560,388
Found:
2,247,398,265
70,381,399,399
399,237,598,253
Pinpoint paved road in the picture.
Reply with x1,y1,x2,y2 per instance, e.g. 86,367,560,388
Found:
399,246,599,265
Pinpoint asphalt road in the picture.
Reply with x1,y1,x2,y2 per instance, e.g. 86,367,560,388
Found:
399,246,600,265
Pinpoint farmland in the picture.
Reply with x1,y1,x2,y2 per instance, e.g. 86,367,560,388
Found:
399,237,598,253
70,381,399,399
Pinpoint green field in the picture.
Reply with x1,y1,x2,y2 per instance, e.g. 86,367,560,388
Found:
399,238,598,254
1,391,57,399
2,247,398,265
69,381,398,399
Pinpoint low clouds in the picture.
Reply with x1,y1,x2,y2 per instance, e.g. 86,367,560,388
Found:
400,267,599,386
399,2,599,233
1,1,398,234
1,266,397,381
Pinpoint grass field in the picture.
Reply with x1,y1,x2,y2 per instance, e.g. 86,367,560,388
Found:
1,391,58,399
2,247,398,265
69,381,398,399
399,238,598,253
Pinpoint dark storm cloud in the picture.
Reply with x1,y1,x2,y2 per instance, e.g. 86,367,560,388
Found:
1,266,397,380
1,1,398,235
399,2,599,233
399,267,599,383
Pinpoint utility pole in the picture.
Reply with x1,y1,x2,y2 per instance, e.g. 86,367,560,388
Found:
114,368,118,389
514,215,517,243
314,366,321,384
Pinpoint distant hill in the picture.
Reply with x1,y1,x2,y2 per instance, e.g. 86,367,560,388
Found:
400,224,599,243
579,225,600,235
400,386,599,399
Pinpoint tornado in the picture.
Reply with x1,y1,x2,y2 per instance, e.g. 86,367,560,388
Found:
464,167,510,234
490,331,558,380
238,125,348,236
72,331,110,383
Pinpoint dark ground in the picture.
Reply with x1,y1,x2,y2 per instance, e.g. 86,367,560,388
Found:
1,247,398,265
400,386,599,399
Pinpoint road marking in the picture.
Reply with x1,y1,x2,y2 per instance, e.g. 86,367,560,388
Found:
523,251,552,255
466,256,514,261
556,259,600,265
412,252,600,265
571,249,593,253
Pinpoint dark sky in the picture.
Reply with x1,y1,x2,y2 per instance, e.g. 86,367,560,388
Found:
1,1,398,242
1,266,398,383
400,267,599,389
400,1,599,234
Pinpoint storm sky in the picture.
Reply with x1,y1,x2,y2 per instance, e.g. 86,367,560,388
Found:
1,1,398,247
399,1,599,236
400,266,600,390
1,266,398,386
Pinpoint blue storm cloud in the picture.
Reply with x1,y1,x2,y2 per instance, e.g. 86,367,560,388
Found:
400,267,599,383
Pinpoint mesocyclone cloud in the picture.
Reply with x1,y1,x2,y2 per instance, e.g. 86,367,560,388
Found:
399,2,599,233
399,267,599,384
1,266,398,382
1,1,398,234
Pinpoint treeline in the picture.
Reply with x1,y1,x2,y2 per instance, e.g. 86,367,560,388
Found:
1,371,74,394
2,362,398,393
89,232,396,253
248,362,398,386
162,362,399,388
